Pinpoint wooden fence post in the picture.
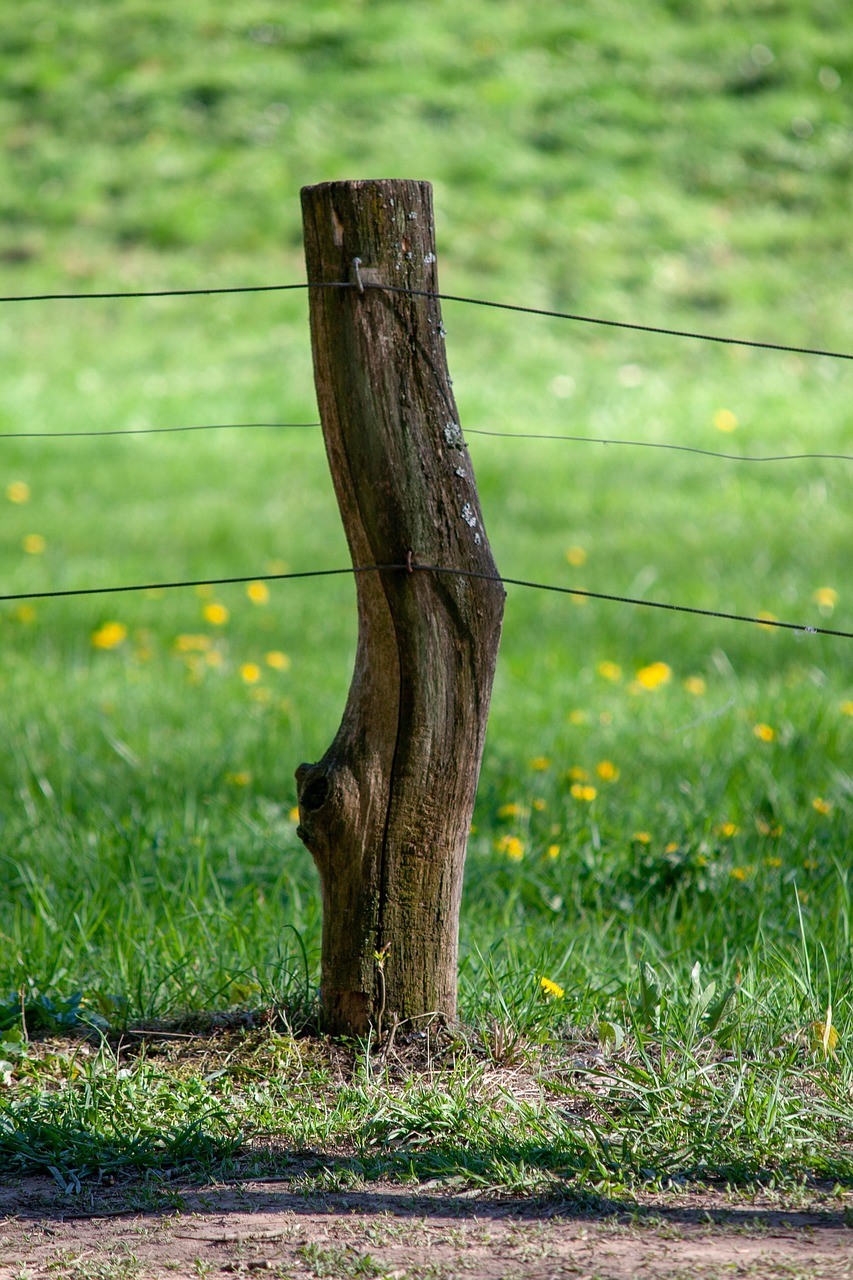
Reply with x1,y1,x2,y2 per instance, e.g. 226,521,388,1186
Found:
297,179,504,1038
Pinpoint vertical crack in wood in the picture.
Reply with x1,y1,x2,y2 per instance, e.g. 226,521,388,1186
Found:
374,622,406,978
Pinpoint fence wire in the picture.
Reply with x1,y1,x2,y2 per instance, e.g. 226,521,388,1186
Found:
0,422,319,439
0,283,312,303
3,276,852,362
465,428,853,465
1,563,850,641
376,285,853,362
3,421,851,466
3,273,851,644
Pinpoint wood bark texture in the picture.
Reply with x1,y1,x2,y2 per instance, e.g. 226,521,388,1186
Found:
298,179,504,1037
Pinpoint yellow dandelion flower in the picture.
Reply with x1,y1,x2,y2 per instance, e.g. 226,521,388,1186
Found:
570,783,597,802
247,581,270,605
665,841,679,854
540,976,564,1000
764,856,782,868
529,756,551,771
91,621,128,650
684,675,706,696
841,701,853,716
718,822,739,839
22,533,45,555
568,766,589,782
596,760,619,782
568,709,587,725
565,545,587,567
547,844,560,859
240,662,262,684
753,723,775,743
813,586,838,613
804,858,819,871
498,802,525,819
175,634,211,652
713,408,738,432
812,797,832,816
757,611,778,630
636,661,672,691
632,831,651,845
203,602,229,626
225,771,251,786
265,650,291,671
14,604,36,624
495,834,524,860
289,806,300,822
532,798,546,812
730,867,747,881
6,481,30,504
597,660,622,682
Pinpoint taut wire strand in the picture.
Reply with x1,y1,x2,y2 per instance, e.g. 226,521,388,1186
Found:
2,563,850,641
411,565,853,640
0,565,405,604
3,274,851,362
0,283,314,303
368,284,853,363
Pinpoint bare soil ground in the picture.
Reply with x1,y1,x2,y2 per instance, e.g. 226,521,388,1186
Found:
3,1176,853,1279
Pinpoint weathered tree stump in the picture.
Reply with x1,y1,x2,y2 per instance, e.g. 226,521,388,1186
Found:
297,179,504,1037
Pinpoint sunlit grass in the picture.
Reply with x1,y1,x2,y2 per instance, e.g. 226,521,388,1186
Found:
0,0,852,1193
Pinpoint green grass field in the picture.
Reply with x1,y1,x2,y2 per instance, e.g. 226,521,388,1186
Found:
2,0,853,1197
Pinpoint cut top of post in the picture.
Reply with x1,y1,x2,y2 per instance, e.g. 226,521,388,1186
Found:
301,178,438,295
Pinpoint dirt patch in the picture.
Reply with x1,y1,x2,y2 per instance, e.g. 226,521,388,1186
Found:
3,1177,853,1279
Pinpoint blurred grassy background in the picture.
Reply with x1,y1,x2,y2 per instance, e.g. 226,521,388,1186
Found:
1,0,852,1033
